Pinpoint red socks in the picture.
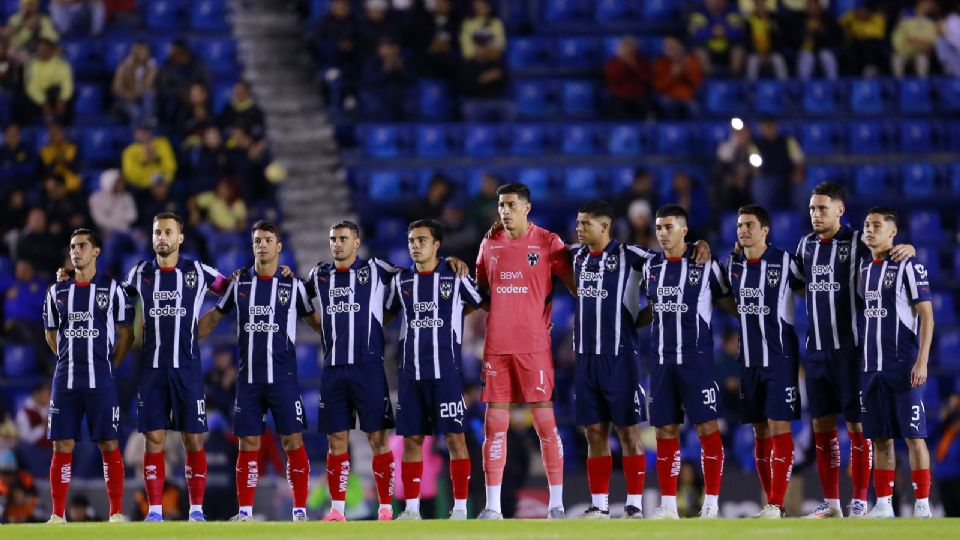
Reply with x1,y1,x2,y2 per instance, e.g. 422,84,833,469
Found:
849,431,872,501
402,460,423,500
655,437,680,496
372,451,395,505
450,457,471,501
482,407,509,486
769,433,794,507
754,436,773,500
236,450,260,508
699,431,725,496
875,468,895,498
622,454,646,496
50,451,73,518
814,429,840,500
143,451,165,507
185,449,206,507
531,408,564,486
326,452,350,502
587,455,612,496
101,448,125,516
285,445,310,509
912,469,931,500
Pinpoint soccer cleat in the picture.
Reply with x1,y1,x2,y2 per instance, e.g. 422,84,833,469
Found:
865,500,895,519
580,506,609,519
622,505,643,519
804,501,843,519
322,508,347,522
109,513,129,523
144,511,164,522
547,506,565,519
229,511,253,522
914,500,932,518
47,514,66,524
699,504,719,519
449,509,468,520
188,511,207,522
377,507,393,521
848,500,868,518
477,508,503,520
757,504,784,519
650,506,679,520
395,510,421,521
292,509,308,522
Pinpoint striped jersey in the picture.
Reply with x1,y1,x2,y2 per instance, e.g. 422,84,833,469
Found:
124,257,223,370
305,257,400,367
44,275,133,389
571,240,655,356
726,246,804,368
216,268,315,384
857,256,932,372
795,225,868,351
642,246,730,365
386,265,485,380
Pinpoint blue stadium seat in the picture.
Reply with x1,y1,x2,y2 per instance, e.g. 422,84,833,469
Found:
951,163,960,194
608,166,636,193
595,0,637,22
561,80,595,117
82,126,126,166
800,122,837,155
511,124,547,156
802,79,838,115
3,344,34,377
754,80,789,116
560,124,595,155
850,79,886,115
704,80,746,116
902,163,936,198
554,37,600,70
938,330,960,367
463,124,498,157
368,170,404,202
517,168,550,197
212,82,235,115
564,167,597,198
656,123,691,155
607,124,642,156
955,250,960,281
914,246,940,282
192,37,238,73
720,212,739,246
74,84,104,119
643,0,679,20
361,125,402,158
191,0,229,31
145,0,184,30
104,37,136,71
214,250,249,273
700,121,731,150
543,0,588,22
935,76,960,113
854,164,889,195
848,121,884,155
295,344,321,379
909,210,943,245
899,78,932,114
61,39,103,75
514,80,555,118
932,292,957,328
899,120,934,153
771,212,803,244
507,37,549,71
414,125,453,158
416,80,453,120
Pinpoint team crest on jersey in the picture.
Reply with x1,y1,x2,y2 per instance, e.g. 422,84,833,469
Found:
278,286,290,305
884,269,897,289
356,266,370,285
604,256,618,273
96,290,109,310
440,281,453,300
766,268,781,288
688,267,702,286
527,252,539,266
184,271,198,289
837,244,850,263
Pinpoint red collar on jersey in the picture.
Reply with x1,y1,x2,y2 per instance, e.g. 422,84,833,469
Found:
872,259,885,264
589,251,603,256
257,275,274,280
159,266,176,272
75,281,90,287
666,257,682,262
747,258,761,264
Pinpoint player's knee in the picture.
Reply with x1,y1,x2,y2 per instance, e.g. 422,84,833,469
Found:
239,435,261,451
144,429,165,449
655,425,680,439
327,431,349,453
98,439,119,452
366,430,389,453
404,435,425,450
281,434,303,452
183,433,205,452
444,433,468,457
52,439,75,453
811,415,838,432
694,420,719,437
584,424,608,444
905,438,927,452
616,426,643,454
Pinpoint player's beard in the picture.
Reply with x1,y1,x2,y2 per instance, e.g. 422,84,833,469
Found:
154,243,179,258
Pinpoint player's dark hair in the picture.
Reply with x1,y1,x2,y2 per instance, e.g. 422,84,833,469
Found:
578,200,615,221
408,219,444,243
811,181,846,203
655,204,688,221
70,228,102,249
153,212,184,231
866,206,899,226
251,220,281,238
330,220,361,238
737,204,771,229
497,182,531,202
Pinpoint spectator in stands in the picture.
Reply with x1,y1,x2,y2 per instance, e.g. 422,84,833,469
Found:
840,4,887,76
0,39,23,123
358,0,399,57
361,36,413,120
121,122,176,190
89,168,138,272
112,40,157,126
936,5,960,76
3,0,59,57
467,172,498,231
744,0,788,80
753,117,805,210
776,0,828,35
135,175,182,231
204,346,238,418
39,123,80,192
2,259,45,348
891,0,938,78
14,383,49,447
793,0,841,80
22,37,74,125
714,123,754,212
604,37,652,119
190,177,247,233
688,0,746,76
175,82,214,143
40,173,86,237
662,171,710,238
186,126,228,195
314,0,362,108
408,0,460,80
0,124,38,192
0,449,39,523
217,80,265,141
156,39,210,128
438,202,478,264
411,173,452,220
9,207,60,275
460,0,505,59
458,28,512,121
613,167,657,221
0,189,27,248
625,198,655,249
225,125,271,204
49,0,105,37
652,36,703,120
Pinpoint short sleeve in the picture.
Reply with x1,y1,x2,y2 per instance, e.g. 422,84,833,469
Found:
459,275,485,308
114,283,134,325
905,259,932,305
200,263,220,288
787,254,804,289
43,285,59,330
122,262,142,299
294,279,315,318
625,245,655,271
374,258,401,284
305,265,319,300
549,234,572,278
709,259,731,298
216,280,237,314
385,273,401,314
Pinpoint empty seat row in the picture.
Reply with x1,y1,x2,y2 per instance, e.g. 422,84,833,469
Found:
541,0,681,24
806,162,960,201
142,0,230,31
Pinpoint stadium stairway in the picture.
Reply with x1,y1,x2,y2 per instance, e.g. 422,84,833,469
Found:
231,0,354,270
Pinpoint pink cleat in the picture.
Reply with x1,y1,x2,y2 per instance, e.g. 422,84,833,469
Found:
322,509,347,522
377,507,393,521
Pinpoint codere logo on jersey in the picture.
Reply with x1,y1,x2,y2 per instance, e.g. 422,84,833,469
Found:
149,305,187,317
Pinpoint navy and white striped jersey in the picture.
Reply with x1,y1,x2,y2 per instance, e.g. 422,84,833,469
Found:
796,225,869,351
726,246,804,368
641,247,731,365
216,268,314,384
857,256,932,372
385,265,484,381
305,257,400,367
124,257,222,370
44,275,133,390
572,241,655,356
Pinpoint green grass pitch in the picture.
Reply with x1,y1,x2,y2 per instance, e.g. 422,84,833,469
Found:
5,519,958,539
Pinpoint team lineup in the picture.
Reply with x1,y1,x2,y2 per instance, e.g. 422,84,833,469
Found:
39,180,936,523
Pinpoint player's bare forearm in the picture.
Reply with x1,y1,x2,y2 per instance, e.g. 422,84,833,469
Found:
912,302,934,388
559,273,577,295
716,296,737,315
45,330,58,354
198,309,224,339
635,306,653,328
303,313,324,336
691,240,712,265
889,243,916,262
114,325,134,368
445,256,469,277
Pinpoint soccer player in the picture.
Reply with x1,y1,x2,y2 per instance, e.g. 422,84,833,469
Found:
474,183,575,520
857,207,934,519
642,204,730,520
386,219,485,521
198,221,320,521
798,183,913,518
724,205,804,519
44,229,134,523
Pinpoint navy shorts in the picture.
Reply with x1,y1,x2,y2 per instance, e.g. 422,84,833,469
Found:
396,376,466,436
739,362,801,424
138,367,208,433
804,346,862,422
233,380,307,437
317,362,395,434
575,353,647,427
49,383,121,442
649,361,722,428
862,366,927,440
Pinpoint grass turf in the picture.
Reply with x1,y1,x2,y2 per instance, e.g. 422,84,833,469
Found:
5,518,958,540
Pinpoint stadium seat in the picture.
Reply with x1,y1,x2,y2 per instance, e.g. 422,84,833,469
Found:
608,166,636,193
655,123,691,155
902,163,936,198
643,0,679,20
720,212,738,246
542,0,587,22
82,126,126,166
514,80,556,118
463,124,498,157
932,292,957,328
848,121,885,155
849,79,886,115
74,84,105,119
595,0,637,22
914,246,940,282
511,124,547,156
704,80,746,116
554,37,600,70
361,124,402,158
61,40,103,75
192,37,238,73
367,170,404,202
414,124,453,158
212,82,235,115
899,120,934,153
938,330,960,367
3,344,34,377
799,122,837,156
416,80,453,120
560,124,595,155
935,76,960,113
104,37,136,71
561,80,596,117
215,250,249,273
145,0,184,30
507,37,549,71
191,0,229,31
854,164,890,196
517,168,550,197
951,163,960,194
564,167,597,198
606,124,642,156
909,210,943,245
700,121,731,150
802,79,838,115
955,250,960,281
899,78,932,114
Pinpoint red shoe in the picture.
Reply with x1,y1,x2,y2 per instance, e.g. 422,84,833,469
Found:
377,507,393,521
322,509,347,522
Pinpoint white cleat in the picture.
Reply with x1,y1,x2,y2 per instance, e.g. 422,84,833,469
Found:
449,509,468,520
914,500,932,518
229,511,253,522
547,507,565,519
108,513,129,523
395,510,422,521
804,501,843,519
47,515,66,524
477,508,503,520
699,504,719,519
650,506,679,520
757,504,784,519
865,500,895,519
848,500,868,518
579,506,609,519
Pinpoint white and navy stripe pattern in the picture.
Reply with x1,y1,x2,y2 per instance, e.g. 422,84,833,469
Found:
796,225,867,352
726,246,804,368
858,256,932,372
642,246,731,365
572,241,655,356
216,268,314,384
386,265,484,380
44,275,132,390
306,258,400,367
